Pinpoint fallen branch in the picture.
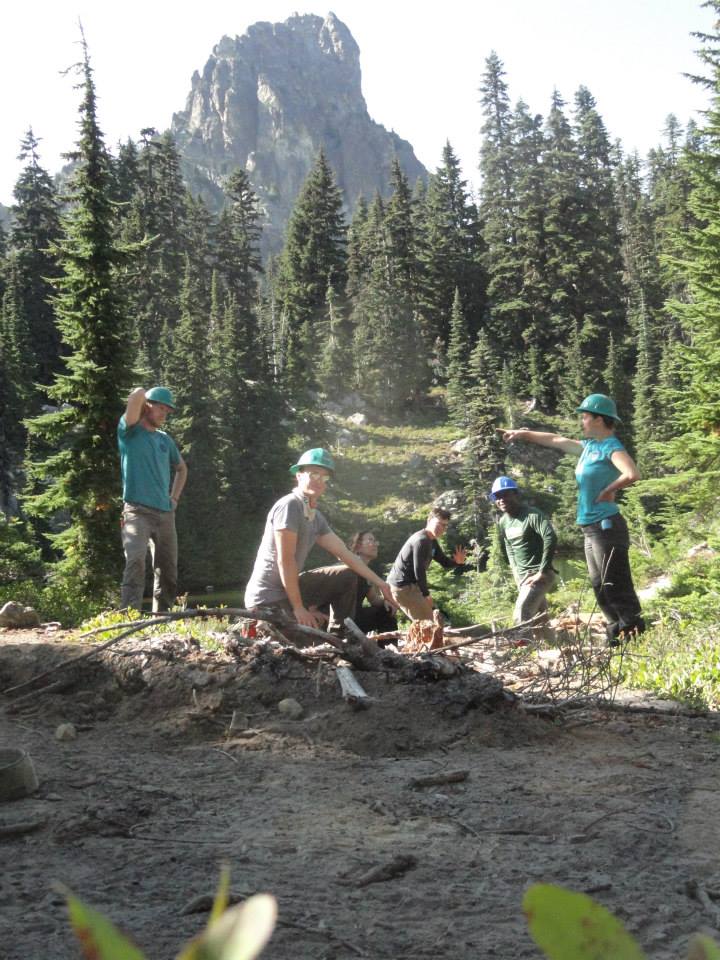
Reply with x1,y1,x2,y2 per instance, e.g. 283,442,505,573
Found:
430,614,545,654
0,818,47,838
409,769,469,789
341,854,417,888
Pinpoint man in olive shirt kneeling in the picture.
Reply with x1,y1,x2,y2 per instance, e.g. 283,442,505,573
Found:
491,476,557,632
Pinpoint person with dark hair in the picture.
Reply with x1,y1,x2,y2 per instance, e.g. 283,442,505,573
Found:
244,449,395,633
387,507,469,621
498,394,645,644
345,531,398,634
117,386,187,612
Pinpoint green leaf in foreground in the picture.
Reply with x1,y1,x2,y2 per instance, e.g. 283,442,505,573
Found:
62,886,147,960
523,883,646,960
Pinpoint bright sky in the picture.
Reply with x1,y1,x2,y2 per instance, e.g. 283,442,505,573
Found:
1,1,714,206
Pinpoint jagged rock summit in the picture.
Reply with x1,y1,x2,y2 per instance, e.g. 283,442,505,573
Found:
172,12,427,250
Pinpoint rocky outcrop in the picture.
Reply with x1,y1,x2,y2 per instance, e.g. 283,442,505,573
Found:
172,12,426,251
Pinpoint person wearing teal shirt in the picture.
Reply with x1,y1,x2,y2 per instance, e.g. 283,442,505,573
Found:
117,387,187,612
497,394,645,645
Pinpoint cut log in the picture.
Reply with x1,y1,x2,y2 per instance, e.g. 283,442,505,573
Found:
335,666,371,709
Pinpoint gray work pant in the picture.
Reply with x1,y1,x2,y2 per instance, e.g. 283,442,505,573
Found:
120,503,177,612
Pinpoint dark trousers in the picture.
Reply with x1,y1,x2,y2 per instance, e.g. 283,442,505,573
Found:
582,513,642,636
297,564,359,629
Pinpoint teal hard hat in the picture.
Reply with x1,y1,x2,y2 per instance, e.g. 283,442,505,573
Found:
145,386,176,410
289,448,336,475
576,393,621,423
490,475,519,502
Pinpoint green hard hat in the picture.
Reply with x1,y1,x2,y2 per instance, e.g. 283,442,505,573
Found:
289,448,336,475
576,393,621,423
145,386,176,409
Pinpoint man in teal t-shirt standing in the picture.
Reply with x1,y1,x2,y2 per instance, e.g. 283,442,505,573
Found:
117,386,187,612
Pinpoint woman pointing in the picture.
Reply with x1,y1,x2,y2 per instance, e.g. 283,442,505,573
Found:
498,394,645,645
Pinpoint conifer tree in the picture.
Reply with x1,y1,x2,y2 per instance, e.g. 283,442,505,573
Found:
10,129,62,388
445,288,472,428
0,261,32,512
558,321,590,420
120,129,188,377
571,87,626,366
542,89,583,404
478,53,520,348
462,330,505,538
164,248,220,588
661,4,720,499
275,149,347,404
24,40,132,595
351,194,422,412
419,143,485,347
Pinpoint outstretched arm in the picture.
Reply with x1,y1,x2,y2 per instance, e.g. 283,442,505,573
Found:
496,426,583,456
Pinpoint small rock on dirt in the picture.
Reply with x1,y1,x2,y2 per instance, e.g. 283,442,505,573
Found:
55,723,77,742
0,602,41,629
277,698,303,720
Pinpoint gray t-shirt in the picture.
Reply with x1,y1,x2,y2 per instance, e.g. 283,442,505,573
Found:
245,490,332,607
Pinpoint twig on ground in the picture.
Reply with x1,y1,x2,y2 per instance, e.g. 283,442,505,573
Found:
341,854,418,888
409,769,469,789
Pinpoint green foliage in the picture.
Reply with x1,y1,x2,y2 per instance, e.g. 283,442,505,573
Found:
524,883,720,960
524,884,646,960
22,40,132,594
0,513,43,583
62,868,276,960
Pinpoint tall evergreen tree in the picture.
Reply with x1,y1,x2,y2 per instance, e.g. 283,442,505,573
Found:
24,40,132,595
478,53,521,348
419,143,485,347
662,4,720,501
10,128,62,388
275,149,347,404
120,129,188,377
445,288,472,428
571,86,626,366
462,330,505,538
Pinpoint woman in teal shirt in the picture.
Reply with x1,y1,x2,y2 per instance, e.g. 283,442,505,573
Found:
498,394,645,645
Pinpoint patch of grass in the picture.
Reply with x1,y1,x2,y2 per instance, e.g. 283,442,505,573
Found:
623,619,720,710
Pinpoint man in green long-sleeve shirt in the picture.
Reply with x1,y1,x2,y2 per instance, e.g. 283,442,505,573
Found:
490,476,557,632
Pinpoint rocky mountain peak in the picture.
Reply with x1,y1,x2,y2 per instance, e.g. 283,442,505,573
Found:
172,12,426,250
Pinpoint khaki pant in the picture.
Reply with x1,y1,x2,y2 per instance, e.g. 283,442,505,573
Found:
120,503,177,613
513,570,556,626
390,583,433,622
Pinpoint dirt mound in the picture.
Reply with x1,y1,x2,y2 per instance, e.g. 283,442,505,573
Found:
0,633,554,759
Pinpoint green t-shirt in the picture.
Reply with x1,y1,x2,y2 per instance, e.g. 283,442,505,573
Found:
497,506,557,579
117,416,180,512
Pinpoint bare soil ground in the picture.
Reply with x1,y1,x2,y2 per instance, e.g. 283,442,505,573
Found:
2,626,720,960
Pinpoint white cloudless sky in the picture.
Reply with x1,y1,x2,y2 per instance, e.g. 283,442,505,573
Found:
0,0,714,205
